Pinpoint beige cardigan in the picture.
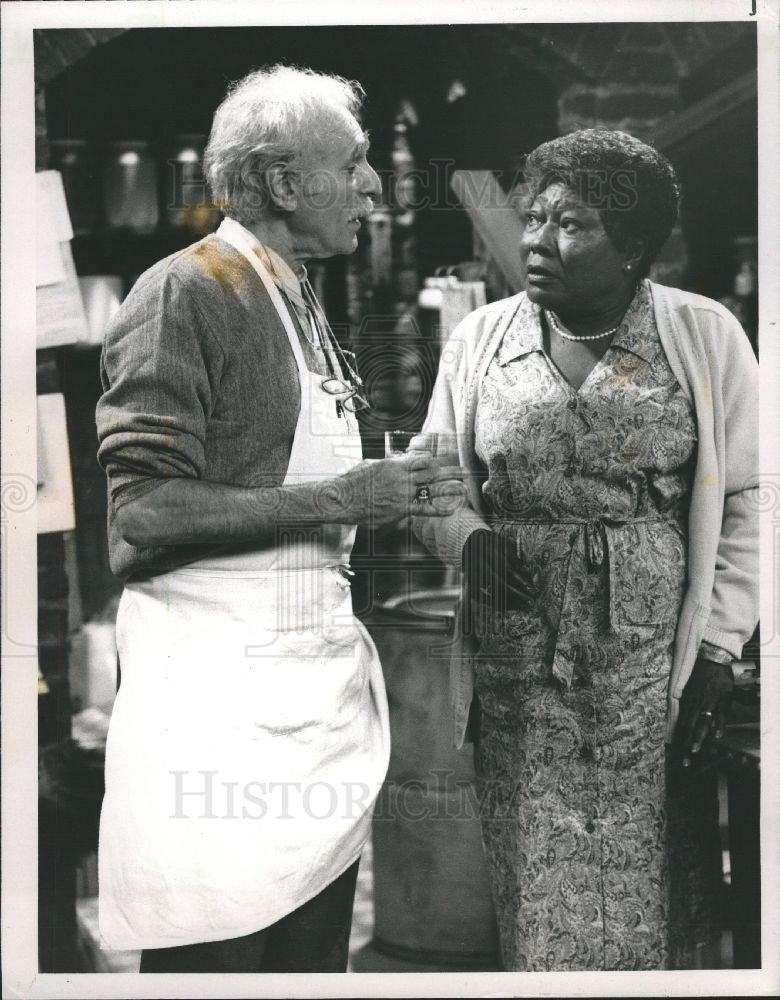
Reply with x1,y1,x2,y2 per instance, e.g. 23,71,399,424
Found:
413,281,759,746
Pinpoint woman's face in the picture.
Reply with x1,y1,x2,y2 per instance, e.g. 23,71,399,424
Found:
520,181,637,321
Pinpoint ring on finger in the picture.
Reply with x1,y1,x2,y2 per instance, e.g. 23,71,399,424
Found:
699,710,714,723
415,485,432,503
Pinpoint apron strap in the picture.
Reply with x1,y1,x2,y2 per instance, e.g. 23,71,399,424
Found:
216,218,309,380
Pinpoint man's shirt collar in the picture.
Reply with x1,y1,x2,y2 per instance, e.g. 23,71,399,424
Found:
230,220,307,302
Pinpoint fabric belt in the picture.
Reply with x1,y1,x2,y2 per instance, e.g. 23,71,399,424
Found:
494,514,681,688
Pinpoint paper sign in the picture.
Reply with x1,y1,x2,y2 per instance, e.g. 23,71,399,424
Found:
36,393,76,535
39,170,74,242
36,242,90,348
36,171,73,287
36,169,90,347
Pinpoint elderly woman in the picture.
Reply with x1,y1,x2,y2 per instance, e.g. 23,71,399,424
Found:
413,129,758,970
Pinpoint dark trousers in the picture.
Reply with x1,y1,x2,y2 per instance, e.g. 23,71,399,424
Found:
139,860,360,973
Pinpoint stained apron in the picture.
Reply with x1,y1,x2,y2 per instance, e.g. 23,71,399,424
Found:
98,219,390,950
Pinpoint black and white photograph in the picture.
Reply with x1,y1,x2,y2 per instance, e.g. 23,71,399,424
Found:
2,1,779,997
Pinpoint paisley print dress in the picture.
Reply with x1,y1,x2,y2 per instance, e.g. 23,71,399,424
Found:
472,282,720,971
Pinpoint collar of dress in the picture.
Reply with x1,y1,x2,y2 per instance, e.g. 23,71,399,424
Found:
497,280,656,367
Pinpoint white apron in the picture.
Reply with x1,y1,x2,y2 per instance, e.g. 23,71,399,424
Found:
98,220,390,950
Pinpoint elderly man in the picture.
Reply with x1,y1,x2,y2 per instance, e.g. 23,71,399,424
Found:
95,65,460,974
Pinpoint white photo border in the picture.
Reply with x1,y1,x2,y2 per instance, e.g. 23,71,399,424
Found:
2,1,778,997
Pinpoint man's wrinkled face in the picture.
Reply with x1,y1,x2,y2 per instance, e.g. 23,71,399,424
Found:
288,111,381,259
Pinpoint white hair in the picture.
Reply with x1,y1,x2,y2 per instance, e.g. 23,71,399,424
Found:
204,64,364,225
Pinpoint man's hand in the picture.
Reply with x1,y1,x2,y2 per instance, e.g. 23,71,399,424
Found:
461,528,537,638
675,656,734,767
114,454,464,548
322,453,466,528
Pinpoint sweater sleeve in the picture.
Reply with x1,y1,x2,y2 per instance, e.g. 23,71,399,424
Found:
700,309,760,657
411,315,491,567
96,266,226,509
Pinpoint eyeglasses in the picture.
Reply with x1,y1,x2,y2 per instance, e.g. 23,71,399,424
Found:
276,273,372,417
320,350,370,413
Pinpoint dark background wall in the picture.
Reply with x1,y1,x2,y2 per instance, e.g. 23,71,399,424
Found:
43,25,559,281
42,23,757,299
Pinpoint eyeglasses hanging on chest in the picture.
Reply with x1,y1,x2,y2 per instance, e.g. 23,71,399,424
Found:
282,275,370,417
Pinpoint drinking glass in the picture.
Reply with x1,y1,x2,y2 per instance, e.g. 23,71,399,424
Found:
430,432,459,462
384,430,416,457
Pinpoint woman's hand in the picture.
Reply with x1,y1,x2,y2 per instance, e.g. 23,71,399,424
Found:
675,657,734,767
461,528,537,638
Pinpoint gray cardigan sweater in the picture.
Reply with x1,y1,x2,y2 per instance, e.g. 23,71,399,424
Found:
413,281,760,745
96,235,324,581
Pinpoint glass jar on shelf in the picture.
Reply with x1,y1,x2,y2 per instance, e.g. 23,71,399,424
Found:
164,134,218,234
49,139,100,234
102,140,159,234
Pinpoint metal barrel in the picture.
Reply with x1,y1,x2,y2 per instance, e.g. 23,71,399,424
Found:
355,587,500,972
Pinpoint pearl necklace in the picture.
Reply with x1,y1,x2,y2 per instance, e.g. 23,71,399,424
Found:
545,310,619,342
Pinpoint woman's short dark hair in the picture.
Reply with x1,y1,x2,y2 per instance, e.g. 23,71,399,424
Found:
522,129,680,278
